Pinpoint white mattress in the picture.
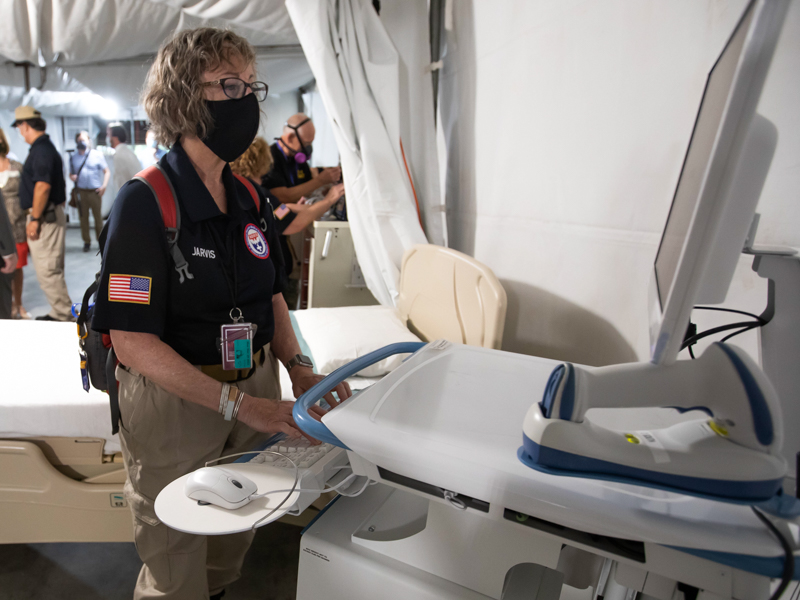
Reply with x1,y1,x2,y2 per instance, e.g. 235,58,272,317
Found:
0,321,121,453
278,361,379,402
0,321,381,455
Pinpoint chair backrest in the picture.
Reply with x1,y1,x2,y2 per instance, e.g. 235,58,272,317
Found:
396,245,507,349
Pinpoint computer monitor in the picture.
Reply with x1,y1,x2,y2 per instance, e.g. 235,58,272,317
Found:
648,0,788,365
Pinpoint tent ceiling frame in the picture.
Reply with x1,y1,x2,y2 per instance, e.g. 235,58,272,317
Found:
4,61,47,92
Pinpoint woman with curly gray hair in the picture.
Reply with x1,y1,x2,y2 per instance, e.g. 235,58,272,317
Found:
91,27,351,599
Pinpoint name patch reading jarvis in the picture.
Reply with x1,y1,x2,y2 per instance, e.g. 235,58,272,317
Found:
244,223,269,259
192,247,216,259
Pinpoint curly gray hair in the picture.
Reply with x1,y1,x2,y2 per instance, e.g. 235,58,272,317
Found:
142,27,256,147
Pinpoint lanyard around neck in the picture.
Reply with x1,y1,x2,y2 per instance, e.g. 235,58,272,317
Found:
206,220,239,316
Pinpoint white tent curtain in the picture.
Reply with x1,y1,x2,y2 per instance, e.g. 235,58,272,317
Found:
286,0,432,306
0,0,298,65
0,0,311,109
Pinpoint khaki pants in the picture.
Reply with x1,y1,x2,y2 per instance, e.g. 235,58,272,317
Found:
76,188,103,244
117,346,281,600
27,204,72,321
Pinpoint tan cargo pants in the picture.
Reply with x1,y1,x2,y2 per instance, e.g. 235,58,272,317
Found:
76,188,103,244
27,204,72,321
116,345,281,600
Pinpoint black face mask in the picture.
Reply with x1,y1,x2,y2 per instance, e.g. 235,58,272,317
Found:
76,141,87,151
201,93,260,162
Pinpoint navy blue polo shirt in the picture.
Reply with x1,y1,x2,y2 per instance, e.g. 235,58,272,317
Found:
92,141,285,366
256,183,297,278
19,134,67,210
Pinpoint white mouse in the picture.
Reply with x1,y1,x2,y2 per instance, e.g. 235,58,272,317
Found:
184,467,258,509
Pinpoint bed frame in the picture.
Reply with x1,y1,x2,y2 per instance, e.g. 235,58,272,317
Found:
0,437,131,543
0,244,506,544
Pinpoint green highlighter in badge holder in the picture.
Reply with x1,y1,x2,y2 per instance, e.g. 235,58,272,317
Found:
221,308,254,370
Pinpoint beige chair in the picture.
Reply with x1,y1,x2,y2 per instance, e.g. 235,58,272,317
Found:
398,244,507,349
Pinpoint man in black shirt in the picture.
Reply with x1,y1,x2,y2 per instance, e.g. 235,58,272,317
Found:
13,105,72,321
262,113,342,306
261,113,341,205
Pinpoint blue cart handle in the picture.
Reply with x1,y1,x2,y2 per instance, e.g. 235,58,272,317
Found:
293,342,427,448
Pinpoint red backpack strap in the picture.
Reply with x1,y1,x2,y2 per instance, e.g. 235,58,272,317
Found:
232,173,261,212
232,173,269,233
134,165,178,228
133,164,194,283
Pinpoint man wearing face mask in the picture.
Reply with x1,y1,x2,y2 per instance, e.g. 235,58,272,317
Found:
70,131,110,252
262,113,341,205
91,28,350,600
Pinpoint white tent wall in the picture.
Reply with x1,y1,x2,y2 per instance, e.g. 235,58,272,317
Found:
378,0,444,246
439,0,799,367
260,93,302,149
303,87,341,168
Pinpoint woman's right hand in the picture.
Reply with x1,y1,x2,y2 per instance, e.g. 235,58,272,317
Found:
238,394,327,443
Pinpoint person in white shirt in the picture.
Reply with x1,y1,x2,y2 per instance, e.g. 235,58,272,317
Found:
107,124,142,194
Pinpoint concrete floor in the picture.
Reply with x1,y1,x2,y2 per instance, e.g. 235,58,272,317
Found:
19,225,101,318
0,522,304,600
5,226,305,599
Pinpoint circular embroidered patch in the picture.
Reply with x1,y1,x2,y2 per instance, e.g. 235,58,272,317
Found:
244,223,269,259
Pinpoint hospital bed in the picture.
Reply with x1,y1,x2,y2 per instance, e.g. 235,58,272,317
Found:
0,320,130,543
0,243,507,544
279,243,507,398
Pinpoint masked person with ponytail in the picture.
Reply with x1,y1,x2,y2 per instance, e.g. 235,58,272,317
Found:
90,28,351,600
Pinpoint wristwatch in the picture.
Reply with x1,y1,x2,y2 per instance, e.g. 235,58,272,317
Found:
30,216,41,222
286,354,313,371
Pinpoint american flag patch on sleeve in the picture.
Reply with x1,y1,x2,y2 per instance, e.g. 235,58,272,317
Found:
274,204,290,220
109,274,152,304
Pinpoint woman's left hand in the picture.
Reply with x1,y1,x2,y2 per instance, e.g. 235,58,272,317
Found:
290,366,352,408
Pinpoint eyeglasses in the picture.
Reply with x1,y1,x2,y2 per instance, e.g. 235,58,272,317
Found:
201,78,268,102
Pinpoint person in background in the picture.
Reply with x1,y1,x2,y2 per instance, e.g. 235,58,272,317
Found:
262,113,341,205
0,190,18,319
106,123,142,194
0,128,30,319
232,136,345,309
144,129,166,165
70,130,110,252
12,106,72,321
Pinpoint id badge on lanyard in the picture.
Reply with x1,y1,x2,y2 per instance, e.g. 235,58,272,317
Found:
221,308,253,370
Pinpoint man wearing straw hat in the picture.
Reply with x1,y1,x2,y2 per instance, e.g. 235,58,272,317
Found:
12,105,72,321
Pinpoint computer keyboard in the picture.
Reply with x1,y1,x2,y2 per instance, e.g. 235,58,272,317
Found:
248,437,338,469
242,435,349,514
